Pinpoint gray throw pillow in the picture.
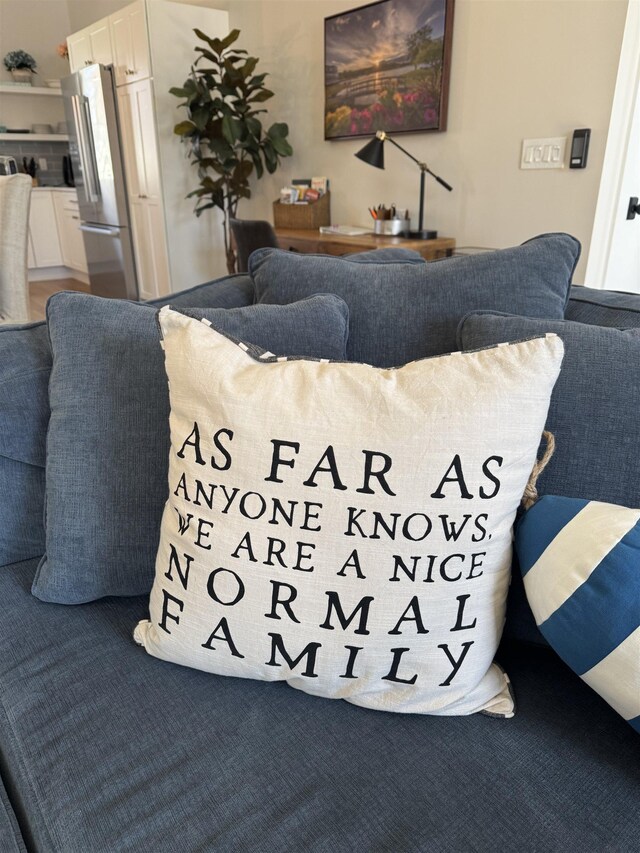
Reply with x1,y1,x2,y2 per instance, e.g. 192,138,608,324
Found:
31,292,350,604
0,275,254,569
457,310,640,644
0,322,50,565
250,234,580,367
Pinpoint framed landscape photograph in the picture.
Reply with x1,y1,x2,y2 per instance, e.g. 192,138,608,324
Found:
324,0,454,140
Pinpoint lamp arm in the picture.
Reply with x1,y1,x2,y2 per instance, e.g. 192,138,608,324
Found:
385,135,423,168
385,134,453,192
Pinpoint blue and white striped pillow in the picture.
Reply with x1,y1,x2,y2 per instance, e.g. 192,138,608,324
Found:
516,495,640,733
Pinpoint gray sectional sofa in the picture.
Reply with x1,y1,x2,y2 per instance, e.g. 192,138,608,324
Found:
1,235,639,852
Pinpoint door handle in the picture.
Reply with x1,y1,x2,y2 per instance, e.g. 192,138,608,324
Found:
627,197,640,220
80,224,120,237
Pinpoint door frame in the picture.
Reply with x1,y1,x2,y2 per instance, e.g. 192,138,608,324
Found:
585,1,640,289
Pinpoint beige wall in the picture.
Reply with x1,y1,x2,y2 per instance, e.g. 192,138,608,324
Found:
0,0,72,81
222,0,627,280
0,0,627,280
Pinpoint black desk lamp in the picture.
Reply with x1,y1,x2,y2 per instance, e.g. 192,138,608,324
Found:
355,130,453,239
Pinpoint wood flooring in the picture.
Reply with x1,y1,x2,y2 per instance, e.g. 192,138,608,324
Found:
29,277,90,322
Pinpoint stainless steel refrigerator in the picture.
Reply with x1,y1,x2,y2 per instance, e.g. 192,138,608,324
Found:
62,64,138,300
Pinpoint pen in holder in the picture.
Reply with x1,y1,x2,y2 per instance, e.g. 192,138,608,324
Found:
374,218,410,236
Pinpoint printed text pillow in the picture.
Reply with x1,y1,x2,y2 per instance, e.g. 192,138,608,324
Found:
135,309,564,717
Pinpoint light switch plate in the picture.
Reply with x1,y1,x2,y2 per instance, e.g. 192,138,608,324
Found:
520,137,567,170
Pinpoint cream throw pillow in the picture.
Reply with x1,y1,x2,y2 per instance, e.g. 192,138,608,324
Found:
135,307,563,717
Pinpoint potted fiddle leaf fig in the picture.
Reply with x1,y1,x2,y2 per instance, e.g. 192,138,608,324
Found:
171,29,293,273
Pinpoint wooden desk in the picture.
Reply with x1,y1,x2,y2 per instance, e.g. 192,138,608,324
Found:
275,228,455,261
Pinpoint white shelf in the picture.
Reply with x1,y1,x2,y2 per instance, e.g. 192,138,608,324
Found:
0,133,68,142
0,84,62,97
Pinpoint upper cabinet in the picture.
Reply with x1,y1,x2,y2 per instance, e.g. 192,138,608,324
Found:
110,1,151,86
67,19,113,70
68,1,149,84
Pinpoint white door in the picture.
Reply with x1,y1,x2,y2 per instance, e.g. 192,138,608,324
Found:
110,2,150,86
586,2,640,293
88,20,113,66
67,29,92,72
117,79,170,298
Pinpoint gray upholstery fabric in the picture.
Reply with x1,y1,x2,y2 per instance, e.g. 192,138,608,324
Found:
0,322,50,565
33,293,349,604
0,276,254,569
458,310,640,645
0,776,25,853
567,285,640,327
1,559,639,853
251,234,580,366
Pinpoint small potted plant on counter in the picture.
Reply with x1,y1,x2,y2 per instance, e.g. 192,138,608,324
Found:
4,50,37,85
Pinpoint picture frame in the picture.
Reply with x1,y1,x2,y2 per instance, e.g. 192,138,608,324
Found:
324,0,455,141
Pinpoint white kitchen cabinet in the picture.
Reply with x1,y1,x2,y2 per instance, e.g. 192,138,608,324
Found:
66,1,230,292
28,192,63,268
67,18,113,71
129,197,170,300
110,1,150,86
117,79,169,299
53,193,88,274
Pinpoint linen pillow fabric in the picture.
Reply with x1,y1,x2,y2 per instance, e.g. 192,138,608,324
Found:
516,495,640,734
32,292,349,605
250,233,580,366
135,307,563,717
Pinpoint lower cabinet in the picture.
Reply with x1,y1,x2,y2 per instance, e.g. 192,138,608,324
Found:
28,189,87,276
53,193,88,274
28,192,63,268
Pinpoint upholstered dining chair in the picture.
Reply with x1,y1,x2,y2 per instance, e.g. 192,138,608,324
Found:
0,174,32,324
229,218,280,273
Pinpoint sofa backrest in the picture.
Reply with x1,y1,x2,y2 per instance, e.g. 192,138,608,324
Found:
567,285,640,328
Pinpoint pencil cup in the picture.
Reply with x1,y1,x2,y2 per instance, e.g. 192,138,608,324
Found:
374,219,410,236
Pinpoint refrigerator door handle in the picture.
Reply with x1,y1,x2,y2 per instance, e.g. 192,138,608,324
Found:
71,94,101,203
79,224,120,237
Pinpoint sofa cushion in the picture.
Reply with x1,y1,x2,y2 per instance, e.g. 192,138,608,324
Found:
457,311,640,645
0,321,50,566
0,775,25,853
516,495,640,733
135,307,562,717
32,293,350,605
457,312,640,507
567,284,640,328
250,233,580,366
1,559,639,852
0,275,255,569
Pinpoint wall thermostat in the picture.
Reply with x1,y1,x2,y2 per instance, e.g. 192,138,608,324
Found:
570,128,590,169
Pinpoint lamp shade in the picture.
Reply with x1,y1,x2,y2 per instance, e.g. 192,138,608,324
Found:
355,136,385,170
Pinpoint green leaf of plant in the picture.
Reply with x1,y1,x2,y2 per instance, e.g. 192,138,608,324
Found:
219,29,241,51
248,89,274,103
174,120,197,136
267,121,289,139
169,86,188,98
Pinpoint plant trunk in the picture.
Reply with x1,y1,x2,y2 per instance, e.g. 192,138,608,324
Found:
223,197,238,275
222,210,237,275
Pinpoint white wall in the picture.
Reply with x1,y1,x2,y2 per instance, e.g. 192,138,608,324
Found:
221,0,627,281
0,0,72,81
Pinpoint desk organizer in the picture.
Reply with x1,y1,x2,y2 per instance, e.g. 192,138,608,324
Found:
273,191,331,229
